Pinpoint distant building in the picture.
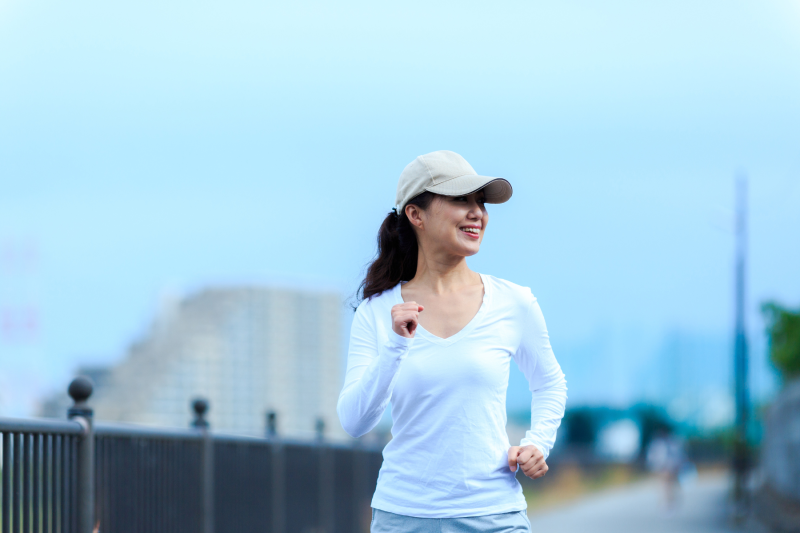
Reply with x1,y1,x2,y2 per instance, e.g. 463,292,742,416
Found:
55,286,346,442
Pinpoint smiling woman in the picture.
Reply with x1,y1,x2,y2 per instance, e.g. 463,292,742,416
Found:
338,150,569,531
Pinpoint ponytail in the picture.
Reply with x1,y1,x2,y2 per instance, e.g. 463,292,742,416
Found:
350,191,435,311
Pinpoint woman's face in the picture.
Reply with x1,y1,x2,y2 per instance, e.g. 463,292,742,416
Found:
410,190,489,258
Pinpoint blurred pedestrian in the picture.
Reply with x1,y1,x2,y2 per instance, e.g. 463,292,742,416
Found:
338,150,569,532
646,427,688,513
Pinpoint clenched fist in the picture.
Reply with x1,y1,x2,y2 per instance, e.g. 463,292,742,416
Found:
391,302,425,338
508,445,548,480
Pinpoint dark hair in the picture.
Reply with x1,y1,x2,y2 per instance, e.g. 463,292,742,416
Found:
349,191,436,311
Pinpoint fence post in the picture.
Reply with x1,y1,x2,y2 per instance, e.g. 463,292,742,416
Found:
316,417,334,533
267,411,285,533
192,399,214,533
67,377,95,533
271,441,286,533
266,411,277,439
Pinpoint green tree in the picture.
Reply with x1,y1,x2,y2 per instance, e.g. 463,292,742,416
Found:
564,408,596,445
761,301,800,384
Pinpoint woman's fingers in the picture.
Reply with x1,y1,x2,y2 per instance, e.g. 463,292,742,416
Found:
391,302,424,338
396,304,420,335
517,445,542,465
507,447,520,472
523,461,548,479
404,303,423,335
520,455,548,479
508,445,548,479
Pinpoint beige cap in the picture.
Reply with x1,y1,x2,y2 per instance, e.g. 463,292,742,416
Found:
395,150,513,214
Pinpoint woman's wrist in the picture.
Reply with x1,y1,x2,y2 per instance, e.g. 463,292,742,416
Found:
388,327,415,348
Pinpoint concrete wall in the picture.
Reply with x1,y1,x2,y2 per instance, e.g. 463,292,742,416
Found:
756,377,800,532
761,378,800,500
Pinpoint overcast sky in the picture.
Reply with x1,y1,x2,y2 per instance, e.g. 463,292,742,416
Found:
1,1,799,418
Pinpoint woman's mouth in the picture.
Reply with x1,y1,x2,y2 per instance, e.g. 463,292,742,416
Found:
460,227,480,239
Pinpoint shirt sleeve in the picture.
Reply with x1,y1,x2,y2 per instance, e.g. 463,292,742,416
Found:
511,289,568,461
337,300,415,438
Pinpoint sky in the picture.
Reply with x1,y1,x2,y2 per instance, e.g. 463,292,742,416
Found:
1,1,799,419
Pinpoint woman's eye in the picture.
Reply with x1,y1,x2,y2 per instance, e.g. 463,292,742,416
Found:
453,196,485,203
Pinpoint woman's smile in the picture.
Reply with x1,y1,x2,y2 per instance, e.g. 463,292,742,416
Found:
459,225,481,239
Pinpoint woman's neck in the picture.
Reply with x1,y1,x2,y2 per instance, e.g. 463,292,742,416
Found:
407,258,480,295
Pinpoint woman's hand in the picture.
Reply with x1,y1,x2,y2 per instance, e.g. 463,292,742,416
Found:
508,445,548,480
391,302,424,338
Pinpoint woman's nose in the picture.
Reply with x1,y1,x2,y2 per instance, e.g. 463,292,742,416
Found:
468,202,483,216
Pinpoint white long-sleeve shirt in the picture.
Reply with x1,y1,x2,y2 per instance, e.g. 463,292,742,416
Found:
337,272,568,518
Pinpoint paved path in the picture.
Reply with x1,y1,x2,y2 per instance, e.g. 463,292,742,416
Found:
527,470,767,533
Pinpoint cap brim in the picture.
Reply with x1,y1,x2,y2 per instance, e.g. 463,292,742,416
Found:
425,176,512,204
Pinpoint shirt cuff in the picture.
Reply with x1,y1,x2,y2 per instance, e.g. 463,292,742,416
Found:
388,327,415,349
520,440,548,461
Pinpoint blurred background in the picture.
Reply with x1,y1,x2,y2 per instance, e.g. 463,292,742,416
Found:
1,0,799,531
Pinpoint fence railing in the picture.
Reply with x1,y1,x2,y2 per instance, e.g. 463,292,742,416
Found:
1,377,383,533
0,418,84,533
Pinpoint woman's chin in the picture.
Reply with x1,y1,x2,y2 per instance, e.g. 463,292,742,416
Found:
457,243,481,257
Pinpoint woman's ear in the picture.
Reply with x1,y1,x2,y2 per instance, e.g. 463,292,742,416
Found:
405,205,424,229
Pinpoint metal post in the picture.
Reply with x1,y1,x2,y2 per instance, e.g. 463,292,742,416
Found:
192,399,214,533
318,445,334,533
732,174,750,521
264,410,285,531
271,442,286,533
314,417,334,532
67,376,95,533
315,417,325,443
266,411,277,439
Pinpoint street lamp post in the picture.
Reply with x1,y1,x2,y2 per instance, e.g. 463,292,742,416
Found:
732,174,750,521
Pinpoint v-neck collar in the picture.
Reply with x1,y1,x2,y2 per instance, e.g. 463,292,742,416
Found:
393,272,492,346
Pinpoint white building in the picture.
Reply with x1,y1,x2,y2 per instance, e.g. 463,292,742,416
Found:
89,286,347,442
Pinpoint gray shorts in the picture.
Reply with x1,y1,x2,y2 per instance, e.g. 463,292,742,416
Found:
370,508,532,533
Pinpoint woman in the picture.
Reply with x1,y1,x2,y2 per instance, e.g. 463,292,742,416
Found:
337,150,568,532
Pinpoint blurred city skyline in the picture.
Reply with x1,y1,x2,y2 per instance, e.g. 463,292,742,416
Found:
1,1,799,418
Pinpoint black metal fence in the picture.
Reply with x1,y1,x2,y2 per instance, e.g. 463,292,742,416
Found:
1,377,383,533
0,419,83,533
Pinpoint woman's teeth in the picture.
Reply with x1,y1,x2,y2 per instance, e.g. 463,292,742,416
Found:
461,228,479,234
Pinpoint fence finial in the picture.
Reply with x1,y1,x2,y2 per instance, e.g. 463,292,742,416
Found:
192,398,210,428
315,417,325,442
68,376,94,418
266,410,277,438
